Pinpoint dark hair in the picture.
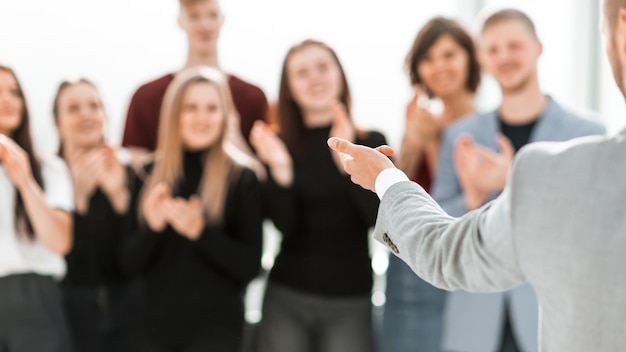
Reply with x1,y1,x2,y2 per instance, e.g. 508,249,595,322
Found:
52,78,103,157
277,39,352,154
0,64,44,238
481,9,538,40
406,17,481,97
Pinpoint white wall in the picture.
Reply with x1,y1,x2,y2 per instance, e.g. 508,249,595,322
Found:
1,0,623,154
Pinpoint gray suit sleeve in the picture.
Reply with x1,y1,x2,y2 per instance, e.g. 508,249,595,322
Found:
431,127,468,217
373,178,525,293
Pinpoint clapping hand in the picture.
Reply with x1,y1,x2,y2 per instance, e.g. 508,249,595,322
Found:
404,86,440,146
250,120,293,186
70,145,129,214
454,134,515,210
142,183,205,240
165,195,205,240
0,134,34,191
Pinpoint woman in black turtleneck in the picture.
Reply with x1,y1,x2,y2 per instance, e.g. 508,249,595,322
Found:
54,78,139,352
251,39,386,352
119,66,263,352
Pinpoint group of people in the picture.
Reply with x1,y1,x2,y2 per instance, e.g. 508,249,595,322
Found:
0,0,617,352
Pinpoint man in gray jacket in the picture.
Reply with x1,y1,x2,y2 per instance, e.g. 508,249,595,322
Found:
327,0,626,350
432,9,605,352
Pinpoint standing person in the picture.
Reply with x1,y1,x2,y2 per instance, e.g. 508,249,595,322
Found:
251,39,386,352
430,9,605,352
0,64,73,352
54,78,139,352
329,2,626,349
432,9,605,352
122,0,268,157
120,66,263,352
383,17,481,352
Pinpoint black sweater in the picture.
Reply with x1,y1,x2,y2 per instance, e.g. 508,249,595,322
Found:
120,151,263,343
264,126,386,297
62,168,135,287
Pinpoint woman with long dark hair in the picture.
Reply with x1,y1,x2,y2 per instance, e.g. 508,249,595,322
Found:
252,39,386,352
383,17,481,352
0,64,73,352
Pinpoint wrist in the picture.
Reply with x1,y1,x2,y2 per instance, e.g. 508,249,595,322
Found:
270,162,293,187
109,188,130,214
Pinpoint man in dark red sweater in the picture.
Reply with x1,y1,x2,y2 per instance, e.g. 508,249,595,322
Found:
122,0,268,153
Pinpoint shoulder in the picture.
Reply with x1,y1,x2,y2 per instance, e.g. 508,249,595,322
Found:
356,129,387,148
40,154,71,183
131,73,175,101
230,166,260,199
39,154,74,211
512,133,609,181
227,74,267,101
548,100,606,136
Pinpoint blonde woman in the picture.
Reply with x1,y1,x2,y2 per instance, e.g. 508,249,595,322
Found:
120,66,263,352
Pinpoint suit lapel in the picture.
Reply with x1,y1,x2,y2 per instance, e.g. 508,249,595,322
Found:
529,97,563,143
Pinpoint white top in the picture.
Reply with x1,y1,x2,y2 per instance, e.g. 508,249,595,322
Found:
0,155,73,279
375,167,409,200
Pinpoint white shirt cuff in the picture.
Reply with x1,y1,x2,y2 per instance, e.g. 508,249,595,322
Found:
375,168,409,200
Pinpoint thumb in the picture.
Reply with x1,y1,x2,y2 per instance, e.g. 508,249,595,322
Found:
496,134,515,158
375,145,395,157
188,195,201,207
327,137,358,156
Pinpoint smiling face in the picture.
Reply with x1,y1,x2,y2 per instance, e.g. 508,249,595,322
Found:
417,34,471,99
480,19,542,94
179,81,225,151
286,44,344,119
0,69,24,136
178,0,224,54
55,82,105,150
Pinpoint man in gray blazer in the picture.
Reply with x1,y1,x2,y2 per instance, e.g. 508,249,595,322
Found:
326,1,626,350
432,9,605,352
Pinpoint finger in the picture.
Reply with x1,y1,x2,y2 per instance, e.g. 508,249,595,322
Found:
454,135,475,152
413,84,427,98
188,195,201,207
496,134,516,158
414,85,430,109
375,145,395,157
152,183,171,200
252,120,268,130
327,137,359,156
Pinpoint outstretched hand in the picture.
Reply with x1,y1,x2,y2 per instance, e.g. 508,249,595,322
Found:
327,137,395,192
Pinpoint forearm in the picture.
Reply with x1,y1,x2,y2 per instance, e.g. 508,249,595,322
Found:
103,187,130,215
261,165,299,233
374,182,524,292
20,178,72,255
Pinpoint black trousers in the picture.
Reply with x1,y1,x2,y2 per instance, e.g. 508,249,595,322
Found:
0,273,71,352
62,282,141,352
140,325,243,352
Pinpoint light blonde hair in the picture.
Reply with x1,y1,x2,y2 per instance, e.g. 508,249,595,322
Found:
140,66,243,225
